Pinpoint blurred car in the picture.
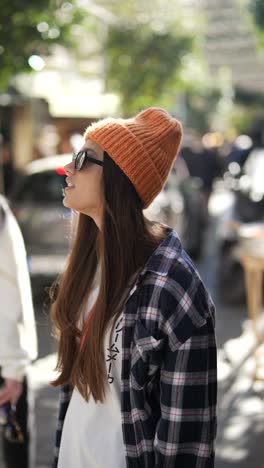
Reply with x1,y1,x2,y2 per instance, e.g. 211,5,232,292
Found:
10,154,72,298
218,148,264,303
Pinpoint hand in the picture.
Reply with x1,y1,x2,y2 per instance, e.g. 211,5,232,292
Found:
0,378,23,406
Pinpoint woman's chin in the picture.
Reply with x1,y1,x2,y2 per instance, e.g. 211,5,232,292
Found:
63,195,73,209
63,196,83,214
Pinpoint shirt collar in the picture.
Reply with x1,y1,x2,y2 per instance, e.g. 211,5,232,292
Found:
126,227,183,301
138,226,182,279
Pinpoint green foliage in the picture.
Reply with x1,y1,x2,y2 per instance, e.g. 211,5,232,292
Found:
184,88,223,133
104,24,193,116
0,0,86,91
229,105,256,134
247,0,264,47
252,0,264,28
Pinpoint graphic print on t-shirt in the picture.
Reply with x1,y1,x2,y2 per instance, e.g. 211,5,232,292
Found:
106,317,123,384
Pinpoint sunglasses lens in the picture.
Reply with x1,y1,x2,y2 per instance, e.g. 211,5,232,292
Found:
79,152,87,170
73,151,102,170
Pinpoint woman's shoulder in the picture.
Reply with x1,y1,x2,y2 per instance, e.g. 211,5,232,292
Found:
139,226,204,297
136,230,215,343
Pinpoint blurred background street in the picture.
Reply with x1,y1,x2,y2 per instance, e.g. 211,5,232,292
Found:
1,0,264,467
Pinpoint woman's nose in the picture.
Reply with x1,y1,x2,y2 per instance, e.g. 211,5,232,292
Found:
64,161,75,173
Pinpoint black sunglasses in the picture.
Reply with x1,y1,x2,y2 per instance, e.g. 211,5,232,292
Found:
72,150,103,171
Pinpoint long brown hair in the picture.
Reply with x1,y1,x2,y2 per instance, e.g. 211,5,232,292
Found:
51,151,165,402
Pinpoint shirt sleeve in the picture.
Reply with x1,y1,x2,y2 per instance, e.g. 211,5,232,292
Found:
151,269,217,468
154,318,217,467
0,209,37,381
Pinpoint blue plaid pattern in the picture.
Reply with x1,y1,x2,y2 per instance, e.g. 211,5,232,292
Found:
53,228,217,467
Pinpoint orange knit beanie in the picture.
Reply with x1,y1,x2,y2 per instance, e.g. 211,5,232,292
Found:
84,107,182,208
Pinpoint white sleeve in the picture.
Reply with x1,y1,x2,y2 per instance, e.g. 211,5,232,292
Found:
0,207,38,381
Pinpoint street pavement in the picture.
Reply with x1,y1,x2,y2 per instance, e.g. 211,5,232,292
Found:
1,184,264,467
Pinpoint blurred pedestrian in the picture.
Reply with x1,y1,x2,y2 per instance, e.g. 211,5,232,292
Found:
0,195,38,468
180,138,223,216
226,134,253,168
1,145,14,195
51,108,217,468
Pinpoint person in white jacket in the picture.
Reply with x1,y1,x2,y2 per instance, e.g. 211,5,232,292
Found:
0,194,37,468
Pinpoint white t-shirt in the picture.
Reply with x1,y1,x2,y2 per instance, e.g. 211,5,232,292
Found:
58,281,126,468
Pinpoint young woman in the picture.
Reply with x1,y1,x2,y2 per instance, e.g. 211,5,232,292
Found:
51,107,217,468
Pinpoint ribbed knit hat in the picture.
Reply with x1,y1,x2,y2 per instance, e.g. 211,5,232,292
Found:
84,107,182,208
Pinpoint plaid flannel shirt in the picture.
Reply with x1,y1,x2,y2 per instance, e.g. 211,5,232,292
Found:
53,227,217,468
